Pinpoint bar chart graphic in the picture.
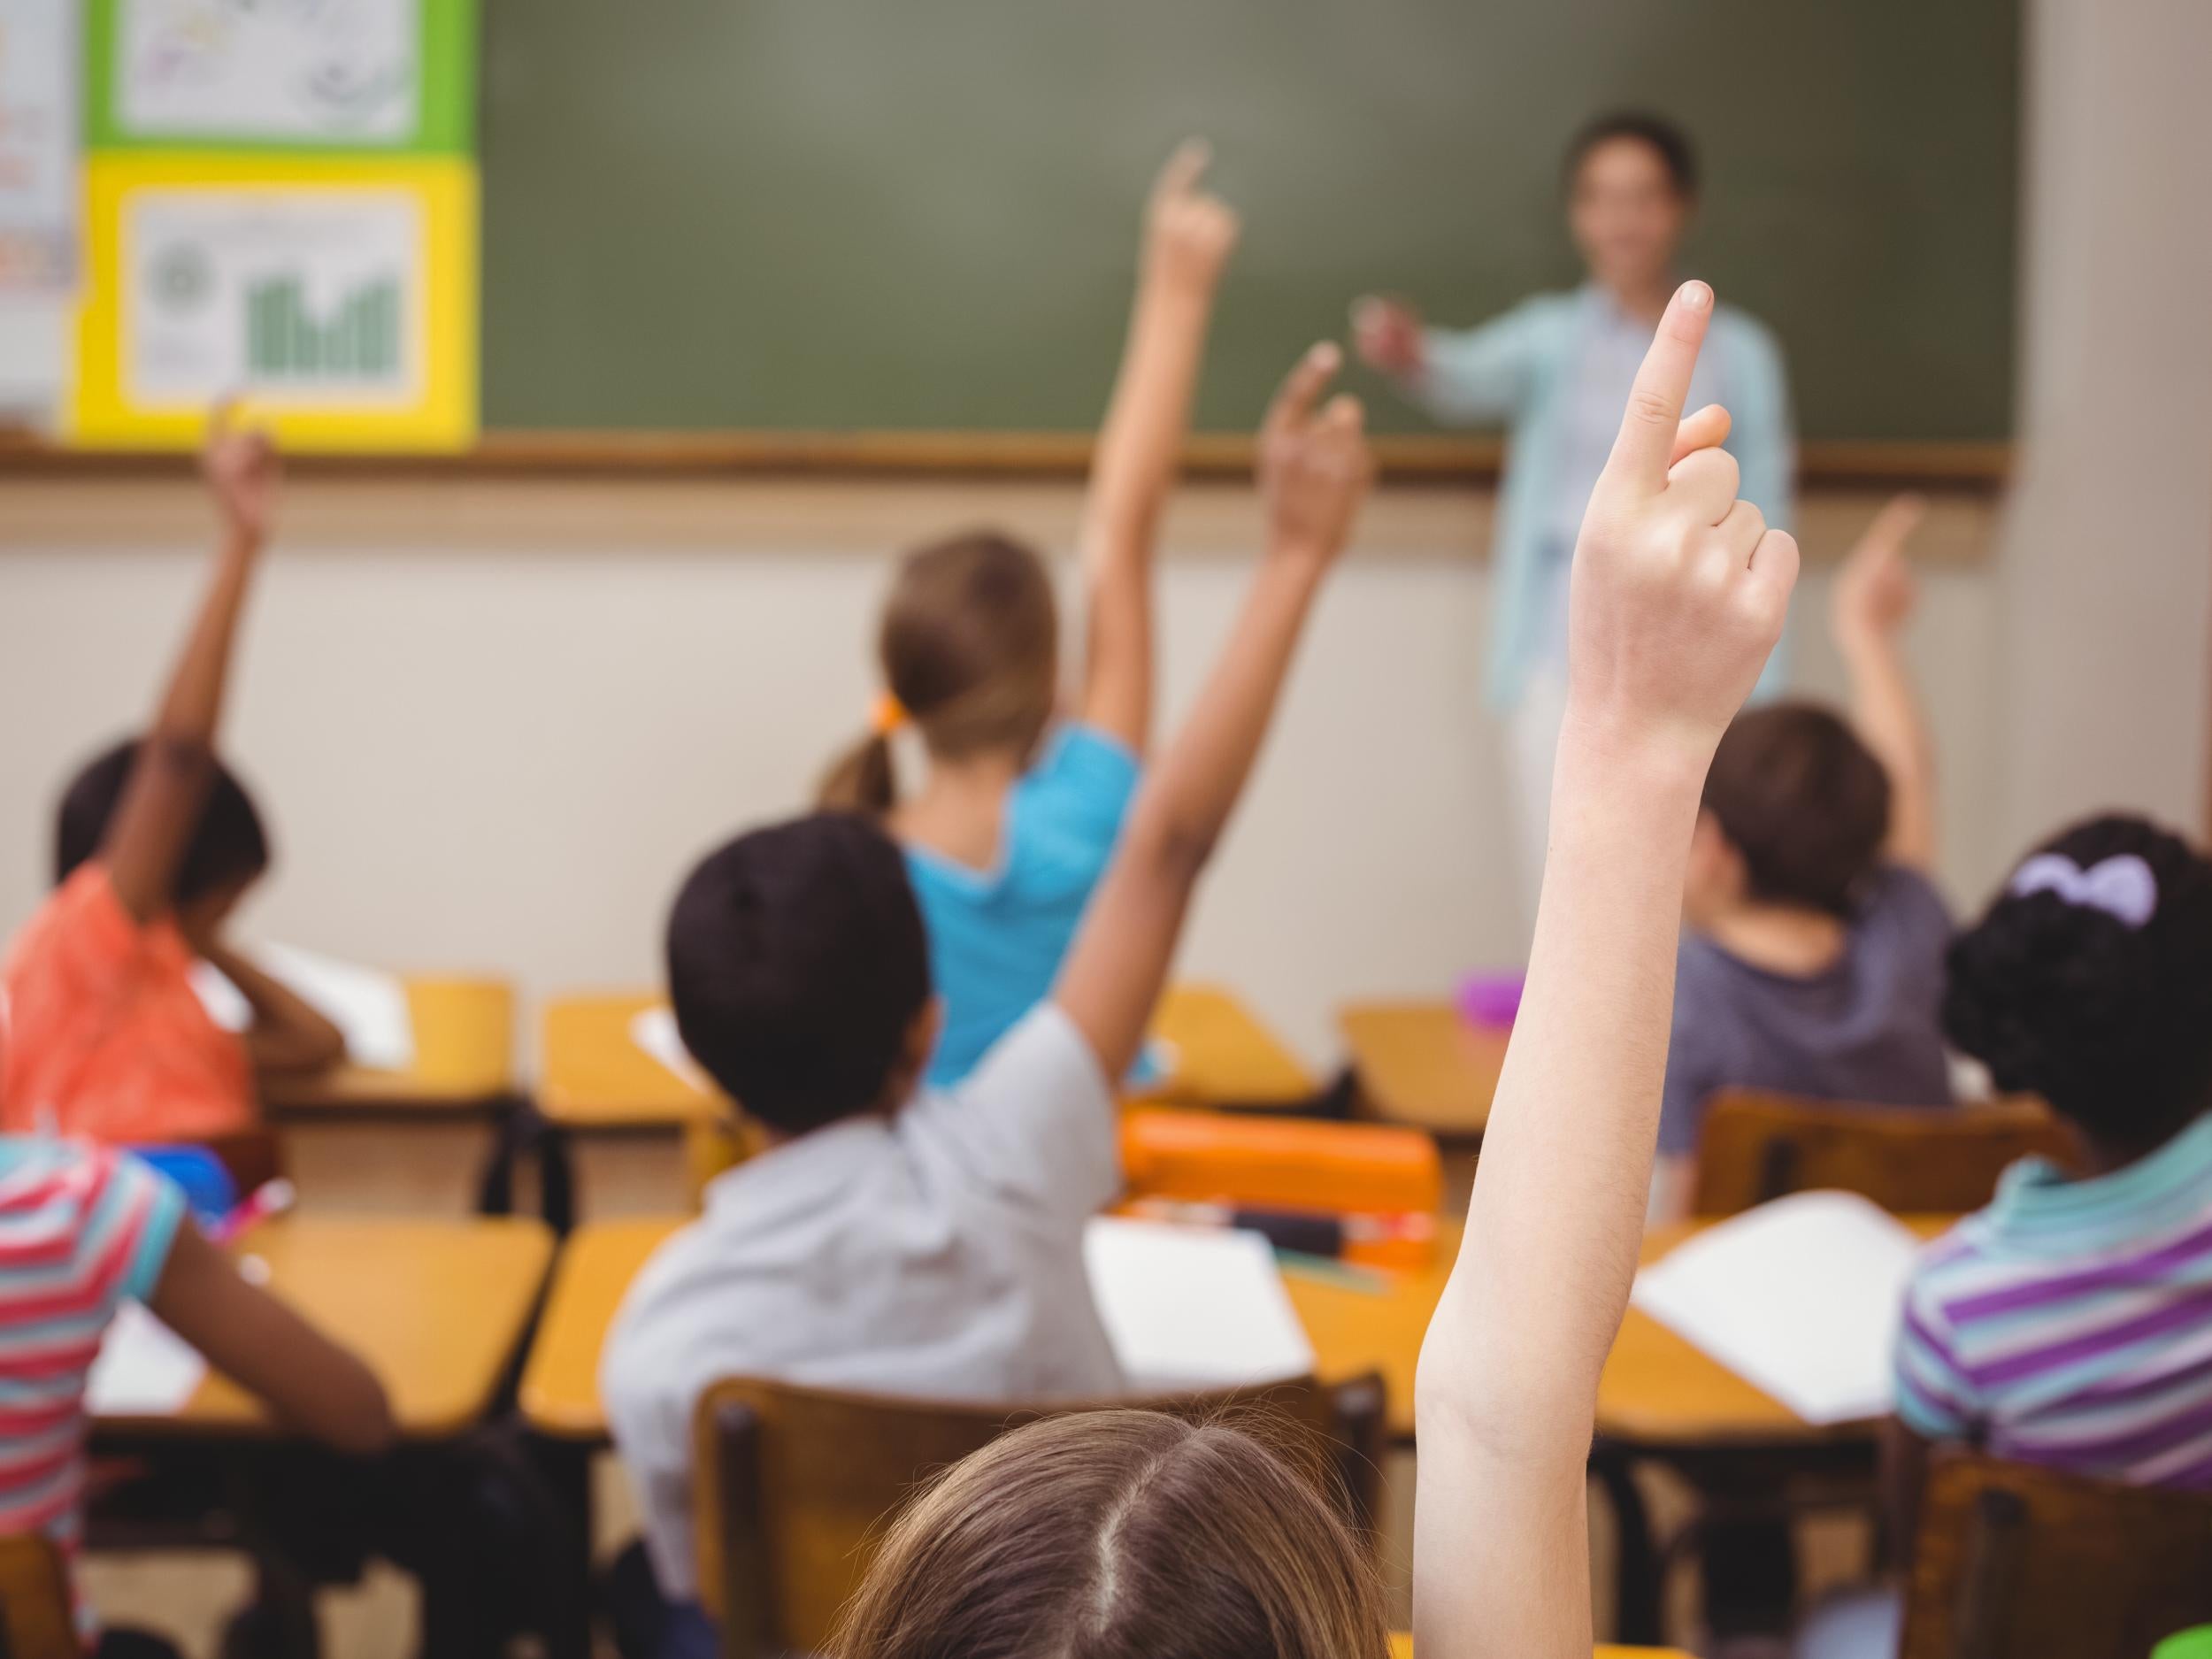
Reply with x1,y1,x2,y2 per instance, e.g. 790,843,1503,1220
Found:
244,275,402,378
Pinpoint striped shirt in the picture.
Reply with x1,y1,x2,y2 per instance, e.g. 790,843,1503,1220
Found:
0,1137,185,1601
1893,1110,2212,1487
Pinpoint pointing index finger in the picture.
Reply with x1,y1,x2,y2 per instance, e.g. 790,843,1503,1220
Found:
1605,280,1714,492
1151,138,1212,204
1263,341,1341,441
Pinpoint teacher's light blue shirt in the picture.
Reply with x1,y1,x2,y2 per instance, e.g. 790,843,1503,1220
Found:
1411,284,1795,707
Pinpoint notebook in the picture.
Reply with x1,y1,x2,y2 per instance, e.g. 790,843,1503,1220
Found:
1083,1216,1317,1394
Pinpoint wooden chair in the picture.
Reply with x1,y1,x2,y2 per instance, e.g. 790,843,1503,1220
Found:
1902,1453,2212,1659
0,1533,78,1659
1692,1091,2078,1217
693,1372,1386,1659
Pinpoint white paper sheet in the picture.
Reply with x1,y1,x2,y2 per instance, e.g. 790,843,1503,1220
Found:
87,1302,207,1417
1083,1217,1317,1395
1630,1191,1924,1425
190,942,415,1071
630,1005,712,1094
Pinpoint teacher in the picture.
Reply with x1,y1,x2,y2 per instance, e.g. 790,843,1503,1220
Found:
1355,111,1793,921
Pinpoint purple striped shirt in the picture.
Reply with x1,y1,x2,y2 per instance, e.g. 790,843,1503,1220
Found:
1894,1110,2212,1488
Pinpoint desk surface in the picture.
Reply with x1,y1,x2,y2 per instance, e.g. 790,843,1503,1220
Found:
539,985,1313,1131
263,977,518,1118
521,1213,1946,1446
101,1217,554,1440
1338,1002,1509,1137
539,992,718,1129
1134,984,1314,1110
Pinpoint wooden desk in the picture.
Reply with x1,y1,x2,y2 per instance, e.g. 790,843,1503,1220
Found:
1135,985,1315,1110
519,1217,675,1439
1338,1001,1509,1138
100,1217,554,1440
540,984,1310,1129
538,992,718,1131
262,977,518,1118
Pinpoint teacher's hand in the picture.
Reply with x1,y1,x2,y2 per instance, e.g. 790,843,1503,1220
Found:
1351,295,1426,378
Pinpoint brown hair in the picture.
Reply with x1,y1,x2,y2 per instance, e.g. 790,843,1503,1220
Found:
818,530,1061,814
832,1409,1391,1659
1702,702,1893,917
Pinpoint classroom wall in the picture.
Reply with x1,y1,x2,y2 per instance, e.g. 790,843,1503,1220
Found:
0,481,2004,1065
1994,0,2212,849
0,0,2205,1071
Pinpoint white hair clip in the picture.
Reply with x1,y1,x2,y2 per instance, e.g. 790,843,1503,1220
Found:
2008,852,2159,929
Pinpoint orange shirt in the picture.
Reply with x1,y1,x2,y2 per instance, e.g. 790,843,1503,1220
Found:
0,864,255,1142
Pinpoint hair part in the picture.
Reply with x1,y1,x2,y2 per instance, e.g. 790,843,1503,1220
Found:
55,737,271,903
833,1409,1391,1659
1946,814,2212,1154
818,530,1060,815
1701,703,1892,917
1564,109,1700,198
665,813,932,1135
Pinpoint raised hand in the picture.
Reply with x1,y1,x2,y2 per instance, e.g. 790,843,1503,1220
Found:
1566,280,1798,761
1143,140,1240,295
1834,492,1925,649
1259,342,1376,565
200,402,281,545
1350,294,1426,378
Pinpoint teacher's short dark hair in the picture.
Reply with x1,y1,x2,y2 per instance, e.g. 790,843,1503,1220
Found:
1565,111,1699,198
664,812,932,1136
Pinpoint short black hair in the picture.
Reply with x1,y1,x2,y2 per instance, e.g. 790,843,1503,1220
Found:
1564,111,1700,198
56,737,272,902
1702,703,1892,917
665,812,933,1136
1946,815,2212,1153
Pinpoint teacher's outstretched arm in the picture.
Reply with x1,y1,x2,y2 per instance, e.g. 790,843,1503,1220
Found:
1351,294,1541,425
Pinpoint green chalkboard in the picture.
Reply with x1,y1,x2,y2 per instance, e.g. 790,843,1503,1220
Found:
479,0,2017,442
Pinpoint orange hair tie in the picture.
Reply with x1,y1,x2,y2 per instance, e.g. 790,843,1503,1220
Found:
870,691,910,737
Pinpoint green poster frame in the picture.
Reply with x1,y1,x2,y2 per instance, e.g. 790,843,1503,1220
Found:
84,0,475,155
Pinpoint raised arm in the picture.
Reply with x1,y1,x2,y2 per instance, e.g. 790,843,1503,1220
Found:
1056,344,1371,1080
1077,142,1239,753
1832,494,1937,870
102,408,279,924
1412,282,1799,1659
150,1222,396,1455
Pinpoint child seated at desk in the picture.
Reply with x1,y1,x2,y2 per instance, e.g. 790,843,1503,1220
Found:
0,1127,391,1651
815,145,1236,1088
602,342,1373,1659
1647,495,1953,1225
1801,815,2212,1658
2,411,345,1144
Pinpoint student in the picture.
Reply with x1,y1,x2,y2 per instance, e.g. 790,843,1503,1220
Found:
1,411,344,1144
1647,495,1949,1225
0,1121,393,1651
603,341,1375,1659
827,283,1797,1659
1799,813,2212,1659
818,143,1239,1087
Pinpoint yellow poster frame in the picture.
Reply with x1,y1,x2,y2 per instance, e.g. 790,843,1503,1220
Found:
67,152,477,451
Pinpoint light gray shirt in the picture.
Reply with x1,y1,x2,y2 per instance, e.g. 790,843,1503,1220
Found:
601,1002,1125,1599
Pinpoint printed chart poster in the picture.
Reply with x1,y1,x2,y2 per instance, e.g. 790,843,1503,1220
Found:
0,0,81,291
87,0,473,153
69,154,476,449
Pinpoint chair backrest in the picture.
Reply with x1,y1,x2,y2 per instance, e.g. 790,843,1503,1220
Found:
692,1371,1384,1658
0,1533,79,1659
1692,1092,2078,1217
1901,1453,2212,1659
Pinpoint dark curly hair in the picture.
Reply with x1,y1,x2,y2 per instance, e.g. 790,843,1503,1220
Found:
1944,815,2212,1154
